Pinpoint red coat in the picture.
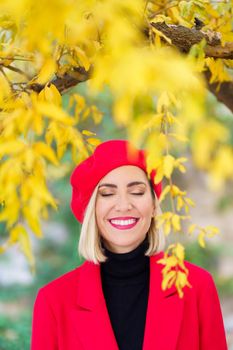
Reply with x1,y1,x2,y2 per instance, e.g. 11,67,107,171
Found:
31,251,227,350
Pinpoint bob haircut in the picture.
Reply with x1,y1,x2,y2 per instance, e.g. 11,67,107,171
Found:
78,178,165,264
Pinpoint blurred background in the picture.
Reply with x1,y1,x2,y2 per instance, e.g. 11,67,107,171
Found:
0,84,233,350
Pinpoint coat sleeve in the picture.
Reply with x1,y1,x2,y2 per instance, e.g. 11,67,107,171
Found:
198,272,227,350
31,288,58,350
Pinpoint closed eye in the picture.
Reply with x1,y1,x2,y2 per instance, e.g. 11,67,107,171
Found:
100,194,113,197
100,193,144,197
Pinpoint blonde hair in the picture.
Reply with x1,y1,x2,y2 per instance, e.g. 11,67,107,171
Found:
78,182,165,264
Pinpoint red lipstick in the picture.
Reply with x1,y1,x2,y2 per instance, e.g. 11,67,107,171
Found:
108,217,139,230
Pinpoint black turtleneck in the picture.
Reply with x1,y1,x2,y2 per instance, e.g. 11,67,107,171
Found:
100,236,150,350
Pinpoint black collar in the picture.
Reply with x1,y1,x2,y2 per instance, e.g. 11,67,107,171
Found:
100,235,149,284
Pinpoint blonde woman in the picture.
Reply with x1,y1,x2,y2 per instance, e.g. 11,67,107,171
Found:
31,139,227,350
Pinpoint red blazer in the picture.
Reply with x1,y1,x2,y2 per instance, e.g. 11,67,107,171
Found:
31,251,227,350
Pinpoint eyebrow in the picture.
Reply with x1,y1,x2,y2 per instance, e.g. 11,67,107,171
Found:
98,181,147,189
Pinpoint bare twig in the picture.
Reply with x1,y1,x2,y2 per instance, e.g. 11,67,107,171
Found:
1,64,31,79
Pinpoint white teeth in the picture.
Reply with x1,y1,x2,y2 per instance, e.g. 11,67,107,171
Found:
110,219,137,226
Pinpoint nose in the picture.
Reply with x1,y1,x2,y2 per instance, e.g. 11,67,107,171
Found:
114,194,133,211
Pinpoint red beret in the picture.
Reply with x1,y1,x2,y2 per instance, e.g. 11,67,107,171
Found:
70,139,162,223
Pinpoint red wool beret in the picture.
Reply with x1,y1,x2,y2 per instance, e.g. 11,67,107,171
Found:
70,139,162,223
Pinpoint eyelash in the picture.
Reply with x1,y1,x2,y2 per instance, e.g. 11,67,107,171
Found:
100,193,144,197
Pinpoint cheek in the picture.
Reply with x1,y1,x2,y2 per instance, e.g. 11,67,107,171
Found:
138,196,154,215
95,198,110,220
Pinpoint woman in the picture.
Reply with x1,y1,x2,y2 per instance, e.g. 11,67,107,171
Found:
31,139,227,350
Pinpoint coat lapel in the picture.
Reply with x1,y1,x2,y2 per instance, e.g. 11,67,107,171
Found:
143,252,184,350
73,252,184,350
72,260,119,350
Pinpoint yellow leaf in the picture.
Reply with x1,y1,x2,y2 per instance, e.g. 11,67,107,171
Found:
49,84,62,106
42,86,53,103
39,84,62,106
165,255,178,268
0,194,20,227
162,270,176,290
57,143,67,160
146,152,162,176
74,47,91,71
154,32,161,48
205,225,220,237
37,58,57,84
32,113,44,135
151,14,172,25
185,197,195,207
177,197,184,211
151,27,172,45
175,243,185,261
164,220,171,235
142,113,163,131
157,258,167,266
157,91,170,113
45,121,59,145
86,138,102,146
23,206,43,238
36,182,57,209
18,226,35,270
188,223,196,235
177,157,188,163
167,274,176,289
35,102,75,125
33,142,58,165
170,185,181,197
9,225,21,244
8,224,35,269
113,96,132,126
178,164,186,173
163,154,175,178
172,214,181,232
22,148,36,172
47,163,70,180
0,75,11,104
0,140,25,158
91,105,103,124
176,270,191,297
205,225,219,233
71,94,86,114
159,185,170,202
154,165,164,184
198,231,206,248
82,130,96,136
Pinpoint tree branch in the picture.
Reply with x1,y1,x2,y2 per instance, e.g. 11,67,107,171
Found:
150,22,233,113
27,23,233,113
204,70,233,113
29,67,91,94
151,22,233,59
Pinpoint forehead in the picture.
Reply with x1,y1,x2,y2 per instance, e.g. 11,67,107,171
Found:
98,165,148,184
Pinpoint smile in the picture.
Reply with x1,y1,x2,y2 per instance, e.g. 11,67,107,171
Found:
108,218,139,230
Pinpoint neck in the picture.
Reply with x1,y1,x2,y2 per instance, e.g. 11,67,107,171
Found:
102,236,149,254
100,235,150,284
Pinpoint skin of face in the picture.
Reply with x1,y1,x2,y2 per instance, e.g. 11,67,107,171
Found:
95,165,155,253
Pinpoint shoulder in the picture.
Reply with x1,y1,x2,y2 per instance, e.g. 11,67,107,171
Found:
183,260,218,298
36,261,87,299
184,259,213,282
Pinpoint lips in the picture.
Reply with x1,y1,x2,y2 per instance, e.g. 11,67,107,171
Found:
108,217,139,230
